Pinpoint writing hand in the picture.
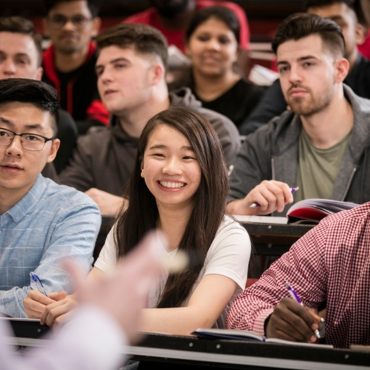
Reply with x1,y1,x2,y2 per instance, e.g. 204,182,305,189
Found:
23,290,67,319
265,298,320,343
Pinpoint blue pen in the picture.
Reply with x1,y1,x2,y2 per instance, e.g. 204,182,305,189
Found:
285,282,320,339
249,186,299,208
30,272,48,296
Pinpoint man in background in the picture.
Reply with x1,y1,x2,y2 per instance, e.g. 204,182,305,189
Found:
42,0,109,134
240,0,370,135
227,13,370,216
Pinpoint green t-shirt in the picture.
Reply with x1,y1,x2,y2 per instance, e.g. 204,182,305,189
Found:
295,129,352,202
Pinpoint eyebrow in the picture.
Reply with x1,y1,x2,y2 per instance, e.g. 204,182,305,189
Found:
0,117,44,131
148,144,194,151
95,57,131,72
277,55,318,66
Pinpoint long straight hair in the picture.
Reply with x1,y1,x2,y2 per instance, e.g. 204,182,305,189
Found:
114,106,229,308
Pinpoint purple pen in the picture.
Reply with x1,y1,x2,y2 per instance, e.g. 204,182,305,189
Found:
285,282,321,339
249,187,299,208
285,282,303,305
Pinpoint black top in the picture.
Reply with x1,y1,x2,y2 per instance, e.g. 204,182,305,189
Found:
192,78,266,131
239,54,370,135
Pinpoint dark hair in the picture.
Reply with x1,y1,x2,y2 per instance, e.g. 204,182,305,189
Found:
272,13,345,57
96,23,168,70
0,16,43,67
0,79,59,135
305,0,370,27
43,0,101,17
185,5,240,44
304,0,355,11
114,106,229,308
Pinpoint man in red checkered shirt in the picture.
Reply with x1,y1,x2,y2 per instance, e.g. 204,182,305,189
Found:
226,201,370,348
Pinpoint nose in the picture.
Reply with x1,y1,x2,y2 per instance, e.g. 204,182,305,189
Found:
1,59,16,77
288,65,302,84
6,136,23,157
205,37,221,51
62,19,76,31
162,157,182,175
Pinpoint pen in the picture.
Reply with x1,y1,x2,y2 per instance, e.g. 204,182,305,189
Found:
285,282,321,339
30,272,48,296
249,187,299,208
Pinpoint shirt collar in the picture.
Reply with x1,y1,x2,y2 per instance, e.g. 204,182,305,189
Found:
5,174,47,223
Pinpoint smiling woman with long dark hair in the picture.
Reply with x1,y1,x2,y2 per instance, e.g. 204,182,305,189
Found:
28,106,251,336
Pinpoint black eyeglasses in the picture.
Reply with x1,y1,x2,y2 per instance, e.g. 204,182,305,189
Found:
48,14,92,29
0,127,55,151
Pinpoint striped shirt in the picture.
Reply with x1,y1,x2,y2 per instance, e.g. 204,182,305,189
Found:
0,175,101,318
226,202,370,348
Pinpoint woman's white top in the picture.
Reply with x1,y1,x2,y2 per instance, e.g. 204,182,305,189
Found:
95,215,251,328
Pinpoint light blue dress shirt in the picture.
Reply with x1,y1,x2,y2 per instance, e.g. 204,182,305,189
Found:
0,175,101,318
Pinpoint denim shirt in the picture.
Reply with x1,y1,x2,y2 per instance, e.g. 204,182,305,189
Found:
0,175,101,318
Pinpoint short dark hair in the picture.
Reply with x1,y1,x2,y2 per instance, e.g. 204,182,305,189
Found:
304,0,355,12
96,23,168,70
0,16,43,67
272,12,345,57
185,5,240,44
43,0,101,17
304,0,369,27
0,79,59,135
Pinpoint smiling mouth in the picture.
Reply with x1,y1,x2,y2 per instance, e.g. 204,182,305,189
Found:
159,181,185,189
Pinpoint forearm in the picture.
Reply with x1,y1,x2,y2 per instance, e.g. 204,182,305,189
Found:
140,306,213,336
0,287,32,318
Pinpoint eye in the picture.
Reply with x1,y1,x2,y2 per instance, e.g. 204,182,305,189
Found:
23,134,43,142
0,130,10,138
278,65,289,74
114,63,127,70
219,37,231,45
16,58,28,66
196,34,210,42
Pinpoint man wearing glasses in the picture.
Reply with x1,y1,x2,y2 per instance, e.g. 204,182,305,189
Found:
0,78,101,319
42,0,109,134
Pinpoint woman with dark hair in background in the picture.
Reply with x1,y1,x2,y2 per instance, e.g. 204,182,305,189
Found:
169,6,265,132
25,106,251,336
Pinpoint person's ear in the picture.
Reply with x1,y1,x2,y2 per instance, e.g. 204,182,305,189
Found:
35,67,43,81
334,57,350,83
140,160,145,178
91,17,101,38
46,138,60,163
355,23,367,45
150,63,165,86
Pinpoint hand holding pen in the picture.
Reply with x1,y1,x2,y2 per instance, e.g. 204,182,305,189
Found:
265,284,323,343
30,272,48,296
285,282,321,339
250,187,299,208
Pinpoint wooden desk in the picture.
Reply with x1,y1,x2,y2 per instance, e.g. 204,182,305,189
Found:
5,321,370,370
241,221,313,256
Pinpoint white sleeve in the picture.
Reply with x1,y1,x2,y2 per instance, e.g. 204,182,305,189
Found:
0,306,127,370
94,226,118,274
204,218,251,289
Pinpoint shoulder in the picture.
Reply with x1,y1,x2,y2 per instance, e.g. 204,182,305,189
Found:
42,177,100,211
77,126,112,145
214,215,250,243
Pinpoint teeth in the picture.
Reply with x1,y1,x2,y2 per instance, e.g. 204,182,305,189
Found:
160,181,185,189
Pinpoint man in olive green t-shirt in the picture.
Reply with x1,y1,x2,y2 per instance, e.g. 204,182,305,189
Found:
227,13,370,216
